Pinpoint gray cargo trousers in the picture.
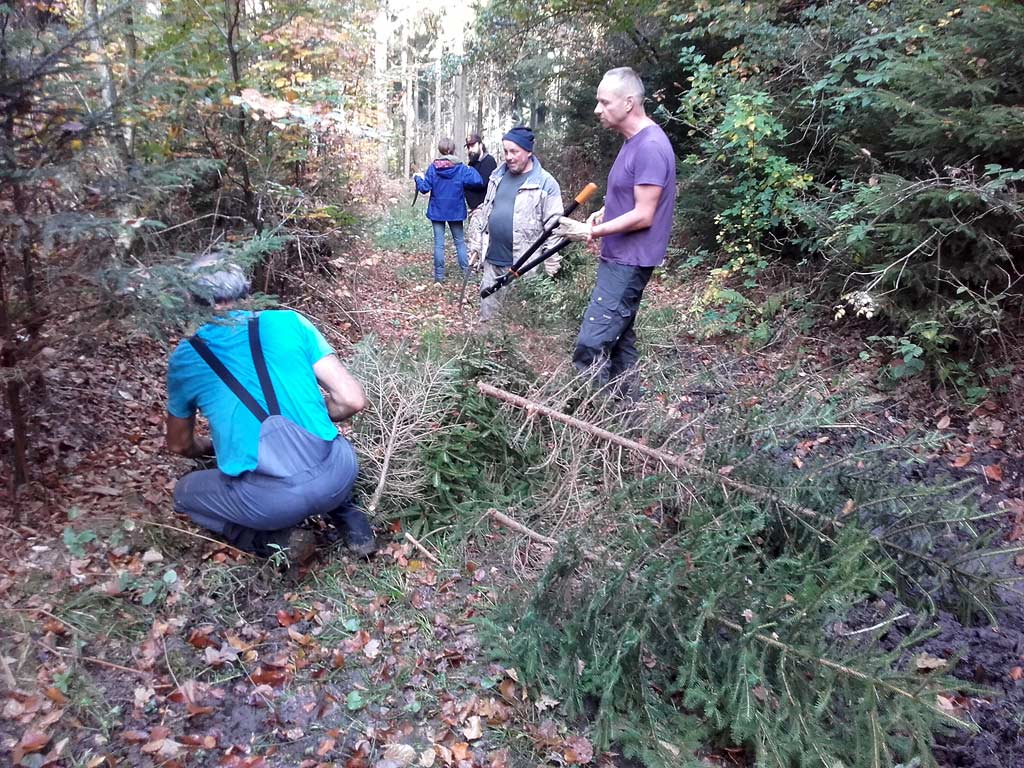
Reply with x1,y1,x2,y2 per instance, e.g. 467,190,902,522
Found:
573,260,654,390
173,435,360,551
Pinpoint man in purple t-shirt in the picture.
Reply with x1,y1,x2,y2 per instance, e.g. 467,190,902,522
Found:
555,66,676,396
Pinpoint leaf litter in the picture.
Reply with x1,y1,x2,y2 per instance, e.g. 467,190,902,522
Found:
2,236,1023,768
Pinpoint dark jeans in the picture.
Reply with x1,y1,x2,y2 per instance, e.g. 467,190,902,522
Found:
173,436,361,551
573,260,654,390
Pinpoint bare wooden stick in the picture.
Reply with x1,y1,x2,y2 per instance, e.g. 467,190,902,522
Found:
36,637,151,678
488,508,617,566
477,382,823,522
489,509,557,545
140,520,252,558
404,532,441,565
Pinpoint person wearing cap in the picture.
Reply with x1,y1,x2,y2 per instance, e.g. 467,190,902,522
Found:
552,67,676,398
413,137,485,283
464,133,497,266
164,254,377,562
468,125,564,322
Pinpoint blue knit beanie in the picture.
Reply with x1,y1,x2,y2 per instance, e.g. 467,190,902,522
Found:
502,125,535,152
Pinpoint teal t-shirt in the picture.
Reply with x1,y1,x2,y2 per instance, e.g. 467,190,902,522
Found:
166,309,338,476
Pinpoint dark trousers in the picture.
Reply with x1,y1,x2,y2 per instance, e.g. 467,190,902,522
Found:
573,261,654,389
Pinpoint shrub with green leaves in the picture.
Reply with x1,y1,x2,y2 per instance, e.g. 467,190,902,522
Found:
373,203,432,253
666,0,1024,377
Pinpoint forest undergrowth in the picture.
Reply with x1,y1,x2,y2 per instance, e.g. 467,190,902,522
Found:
2,204,1024,768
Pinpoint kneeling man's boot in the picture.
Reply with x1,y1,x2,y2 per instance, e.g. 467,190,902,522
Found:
331,506,377,557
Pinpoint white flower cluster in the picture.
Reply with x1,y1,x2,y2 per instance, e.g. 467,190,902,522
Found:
834,291,878,321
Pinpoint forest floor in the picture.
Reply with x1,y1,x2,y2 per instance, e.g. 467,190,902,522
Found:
2,202,1024,768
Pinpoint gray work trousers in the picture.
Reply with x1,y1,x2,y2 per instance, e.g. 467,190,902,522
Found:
173,436,360,549
573,260,654,389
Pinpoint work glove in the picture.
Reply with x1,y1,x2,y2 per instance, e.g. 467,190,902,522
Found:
552,216,592,242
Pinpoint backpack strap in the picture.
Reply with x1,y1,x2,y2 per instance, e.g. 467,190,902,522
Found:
247,316,281,416
188,315,278,423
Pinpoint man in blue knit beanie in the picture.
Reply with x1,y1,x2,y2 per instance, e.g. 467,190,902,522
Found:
467,125,564,322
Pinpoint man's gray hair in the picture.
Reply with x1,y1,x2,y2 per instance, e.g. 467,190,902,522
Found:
602,67,645,100
188,253,250,305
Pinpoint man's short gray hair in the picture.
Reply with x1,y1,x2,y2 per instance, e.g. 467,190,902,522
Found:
602,67,645,100
188,253,250,305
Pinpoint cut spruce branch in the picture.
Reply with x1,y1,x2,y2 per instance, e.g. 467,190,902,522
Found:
478,382,1004,602
477,382,823,521
487,509,974,731
488,508,619,567
404,532,441,565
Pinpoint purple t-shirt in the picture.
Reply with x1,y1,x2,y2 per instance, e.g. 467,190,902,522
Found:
601,123,676,268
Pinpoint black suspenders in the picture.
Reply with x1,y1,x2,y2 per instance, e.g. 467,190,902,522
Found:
188,316,281,422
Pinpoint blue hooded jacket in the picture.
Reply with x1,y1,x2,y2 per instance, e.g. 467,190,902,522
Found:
414,157,484,222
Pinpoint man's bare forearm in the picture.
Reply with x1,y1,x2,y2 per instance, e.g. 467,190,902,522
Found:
176,434,213,458
325,395,362,423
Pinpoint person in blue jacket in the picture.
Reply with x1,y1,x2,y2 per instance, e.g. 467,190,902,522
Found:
414,137,485,283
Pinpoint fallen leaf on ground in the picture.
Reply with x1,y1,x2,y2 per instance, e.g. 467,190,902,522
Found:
277,608,303,627
534,694,559,712
915,653,947,671
343,630,371,653
564,735,594,764
204,644,239,666
462,715,483,741
983,464,1003,482
14,730,50,761
251,666,290,686
383,743,417,766
951,454,972,468
44,686,68,706
362,638,381,659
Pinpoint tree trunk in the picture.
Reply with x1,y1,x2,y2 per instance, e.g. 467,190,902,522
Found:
433,44,442,150
81,0,131,163
451,22,465,155
122,0,138,157
373,6,390,172
402,42,413,175
411,64,419,169
223,0,257,232
475,82,483,138
0,248,29,492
